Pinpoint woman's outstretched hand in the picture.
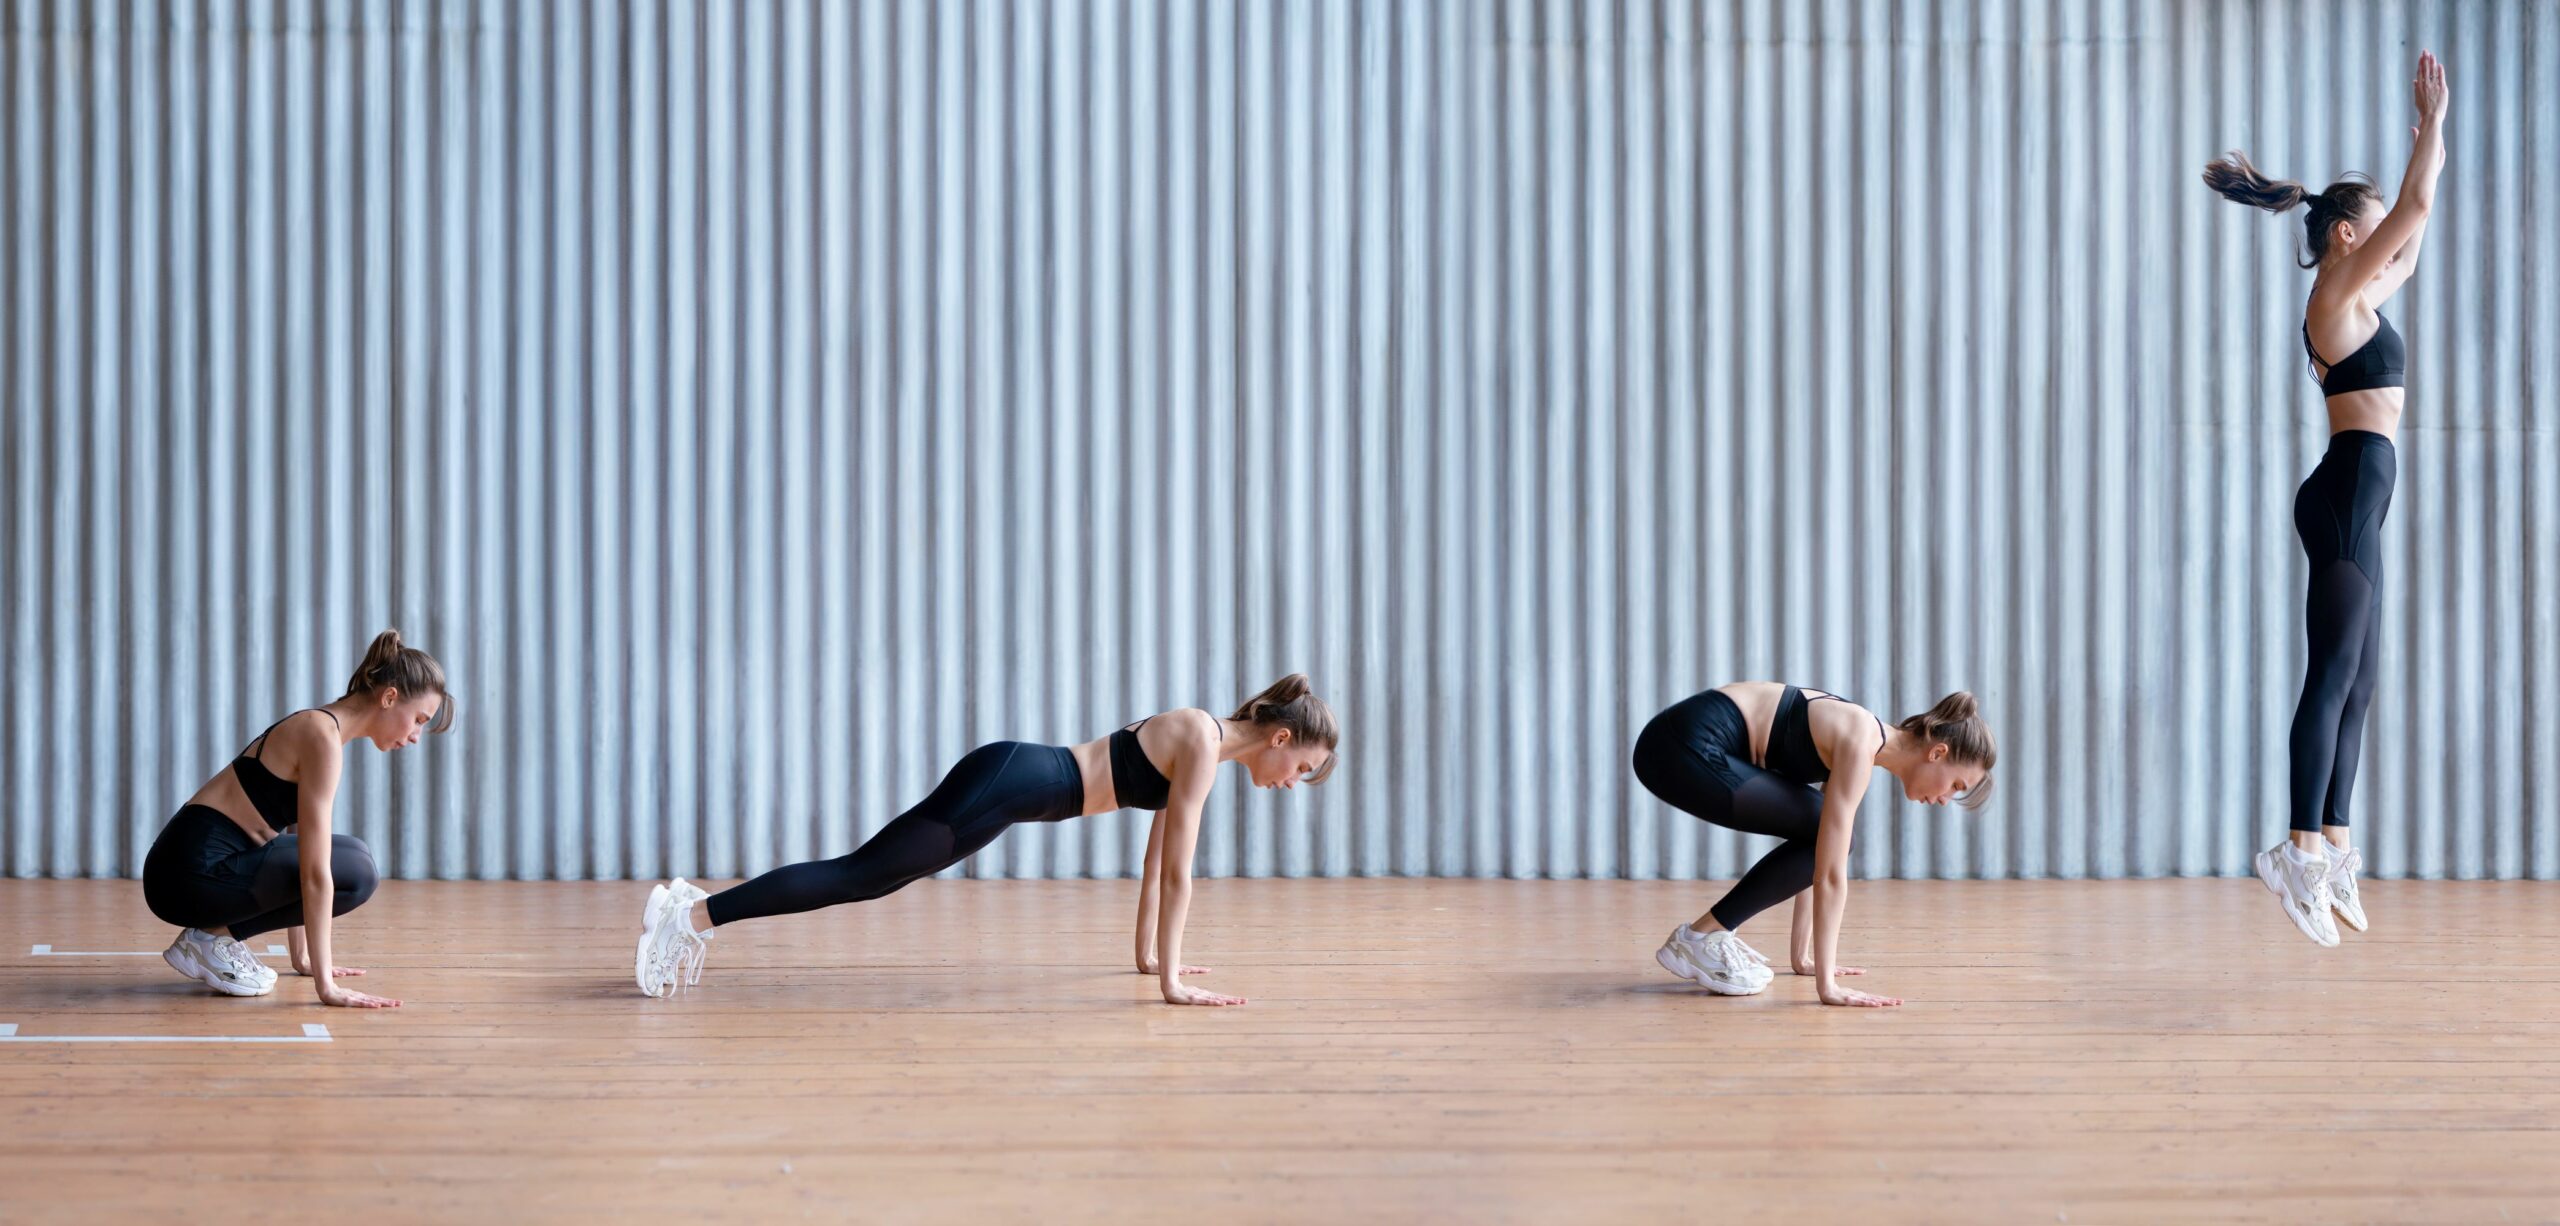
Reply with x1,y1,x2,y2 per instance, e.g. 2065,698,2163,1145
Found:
318,986,402,1009
2413,49,2446,125
290,950,367,979
1817,983,1901,1008
1161,982,1247,1007
291,964,369,978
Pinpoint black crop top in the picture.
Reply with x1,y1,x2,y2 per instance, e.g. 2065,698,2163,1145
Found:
233,709,339,831
1761,688,1888,786
2304,312,2405,396
1108,709,1219,811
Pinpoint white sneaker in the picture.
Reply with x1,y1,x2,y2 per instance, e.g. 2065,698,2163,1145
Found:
2255,840,2341,947
1655,926,1774,995
635,878,714,998
235,939,279,988
163,929,275,997
2325,843,2368,933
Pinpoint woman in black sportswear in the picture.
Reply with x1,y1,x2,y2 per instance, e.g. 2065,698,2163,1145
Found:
2206,50,2448,947
633,675,1339,1007
142,630,455,1008
1633,684,1995,1009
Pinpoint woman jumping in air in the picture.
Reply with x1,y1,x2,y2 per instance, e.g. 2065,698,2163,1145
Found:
2206,50,2448,946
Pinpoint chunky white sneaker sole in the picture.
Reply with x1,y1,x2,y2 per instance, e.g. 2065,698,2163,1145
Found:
1655,941,1770,996
164,940,274,997
2255,849,2340,947
2331,891,2369,933
635,884,672,996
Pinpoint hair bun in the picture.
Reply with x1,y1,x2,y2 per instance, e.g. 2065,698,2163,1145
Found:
343,629,457,734
1224,673,1340,784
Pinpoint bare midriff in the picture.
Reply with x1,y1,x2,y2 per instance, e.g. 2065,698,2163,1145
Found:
1065,738,1116,817
2325,388,2403,441
179,767,279,845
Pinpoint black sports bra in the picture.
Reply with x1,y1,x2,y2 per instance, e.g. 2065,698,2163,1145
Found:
1108,709,1219,812
2304,312,2405,396
233,709,339,832
1761,688,1889,786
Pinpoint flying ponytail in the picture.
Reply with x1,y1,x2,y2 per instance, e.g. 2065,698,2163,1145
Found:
2203,150,2382,268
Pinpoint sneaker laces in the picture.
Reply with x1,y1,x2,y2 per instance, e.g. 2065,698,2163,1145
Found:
2298,850,2336,905
2328,846,2364,898
1726,935,1773,969
1702,933,1765,979
680,925,712,989
671,881,712,988
209,934,266,981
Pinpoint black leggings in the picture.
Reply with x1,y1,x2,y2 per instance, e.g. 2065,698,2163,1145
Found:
141,806,381,941
2288,430,2396,833
704,741,1086,928
1632,691,1826,933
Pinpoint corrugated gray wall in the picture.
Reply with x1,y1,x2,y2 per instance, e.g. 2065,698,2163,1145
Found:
4,1,2554,882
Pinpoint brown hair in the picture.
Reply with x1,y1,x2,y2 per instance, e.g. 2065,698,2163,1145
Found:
1229,673,1339,784
345,629,456,733
1896,691,1995,810
2202,150,2382,268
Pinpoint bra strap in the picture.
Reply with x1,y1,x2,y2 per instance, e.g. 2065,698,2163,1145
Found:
244,708,336,759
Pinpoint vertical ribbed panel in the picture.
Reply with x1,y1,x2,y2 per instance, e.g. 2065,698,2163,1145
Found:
3,2,2554,881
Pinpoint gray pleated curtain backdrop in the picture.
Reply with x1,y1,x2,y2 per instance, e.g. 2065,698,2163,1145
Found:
4,1,2555,882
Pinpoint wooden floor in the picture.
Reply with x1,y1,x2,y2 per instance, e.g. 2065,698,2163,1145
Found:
3,878,2557,1224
